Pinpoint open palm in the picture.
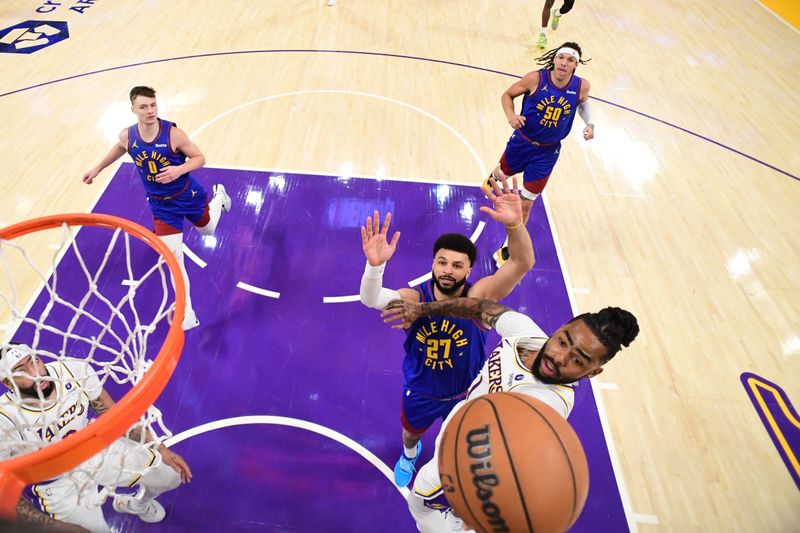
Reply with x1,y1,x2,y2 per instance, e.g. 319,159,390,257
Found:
480,174,523,226
361,210,401,266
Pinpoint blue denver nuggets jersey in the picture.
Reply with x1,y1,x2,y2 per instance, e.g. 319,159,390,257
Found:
518,69,583,144
127,119,190,197
402,281,489,399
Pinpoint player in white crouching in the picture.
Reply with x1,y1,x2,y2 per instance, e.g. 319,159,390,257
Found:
382,297,639,533
0,344,191,533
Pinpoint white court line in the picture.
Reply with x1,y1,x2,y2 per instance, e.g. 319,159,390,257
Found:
542,193,641,533
408,272,432,288
236,281,281,299
182,244,207,268
595,381,620,391
164,415,409,499
204,163,481,188
633,514,660,525
322,295,361,303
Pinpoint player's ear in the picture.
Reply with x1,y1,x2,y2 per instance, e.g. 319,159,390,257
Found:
585,367,603,379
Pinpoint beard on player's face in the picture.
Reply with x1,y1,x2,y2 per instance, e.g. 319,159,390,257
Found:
16,368,54,400
532,339,573,385
432,272,467,296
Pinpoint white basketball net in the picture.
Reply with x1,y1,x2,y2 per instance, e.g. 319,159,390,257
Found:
0,221,178,505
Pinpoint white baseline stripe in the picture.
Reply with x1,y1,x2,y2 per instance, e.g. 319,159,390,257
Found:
164,415,409,499
204,163,482,188
236,281,281,299
542,192,639,533
182,244,207,268
323,295,361,303
193,92,490,290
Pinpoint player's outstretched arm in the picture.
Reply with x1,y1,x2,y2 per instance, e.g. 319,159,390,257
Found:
82,130,127,184
155,127,206,184
17,496,90,532
382,297,512,330
471,174,535,301
359,210,416,309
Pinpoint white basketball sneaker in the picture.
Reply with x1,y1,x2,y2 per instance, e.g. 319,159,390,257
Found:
182,307,200,331
213,183,232,213
113,494,166,523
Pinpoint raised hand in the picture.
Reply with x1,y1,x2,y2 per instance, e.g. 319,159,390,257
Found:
361,210,401,266
480,174,523,227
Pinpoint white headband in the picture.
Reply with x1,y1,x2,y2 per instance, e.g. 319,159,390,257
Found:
556,47,580,62
0,345,33,379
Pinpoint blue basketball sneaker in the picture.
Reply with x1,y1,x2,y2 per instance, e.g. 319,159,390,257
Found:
393,441,422,487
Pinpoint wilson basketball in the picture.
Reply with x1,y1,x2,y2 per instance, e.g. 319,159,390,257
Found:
438,392,589,533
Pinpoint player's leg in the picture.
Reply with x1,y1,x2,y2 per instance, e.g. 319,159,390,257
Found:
148,200,199,330
191,183,231,237
396,389,433,487
30,476,109,533
99,438,181,524
488,140,533,267
538,0,556,48
551,0,573,30
493,149,555,268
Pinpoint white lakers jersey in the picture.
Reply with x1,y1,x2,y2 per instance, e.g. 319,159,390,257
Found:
0,360,102,460
465,311,575,419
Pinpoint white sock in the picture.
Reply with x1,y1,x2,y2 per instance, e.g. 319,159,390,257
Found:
540,27,547,35
159,234,193,309
404,444,418,458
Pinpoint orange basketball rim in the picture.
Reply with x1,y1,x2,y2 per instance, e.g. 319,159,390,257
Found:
0,213,185,520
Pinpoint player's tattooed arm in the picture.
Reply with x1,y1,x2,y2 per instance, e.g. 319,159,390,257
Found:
88,389,116,417
381,297,511,329
17,496,90,532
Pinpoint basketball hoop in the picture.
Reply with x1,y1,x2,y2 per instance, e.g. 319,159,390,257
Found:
0,213,185,520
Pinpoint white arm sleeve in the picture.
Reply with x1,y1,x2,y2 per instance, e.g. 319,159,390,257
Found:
359,261,402,310
578,100,594,125
495,311,546,338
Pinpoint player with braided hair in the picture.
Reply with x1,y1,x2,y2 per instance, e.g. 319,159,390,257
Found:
483,41,594,267
380,297,639,532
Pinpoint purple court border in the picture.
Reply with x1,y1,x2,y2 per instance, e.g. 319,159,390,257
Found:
1,48,797,183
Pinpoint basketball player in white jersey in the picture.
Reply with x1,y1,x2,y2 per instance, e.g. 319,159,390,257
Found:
382,297,639,533
0,344,191,533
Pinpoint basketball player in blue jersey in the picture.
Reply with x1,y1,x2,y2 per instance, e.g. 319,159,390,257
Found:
81,86,232,331
359,175,535,488
485,42,594,267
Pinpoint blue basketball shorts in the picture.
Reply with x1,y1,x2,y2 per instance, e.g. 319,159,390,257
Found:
499,132,562,198
147,179,209,236
400,388,463,435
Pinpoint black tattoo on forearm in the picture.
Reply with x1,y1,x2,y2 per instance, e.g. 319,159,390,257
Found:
17,496,61,530
88,398,109,416
418,298,511,328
